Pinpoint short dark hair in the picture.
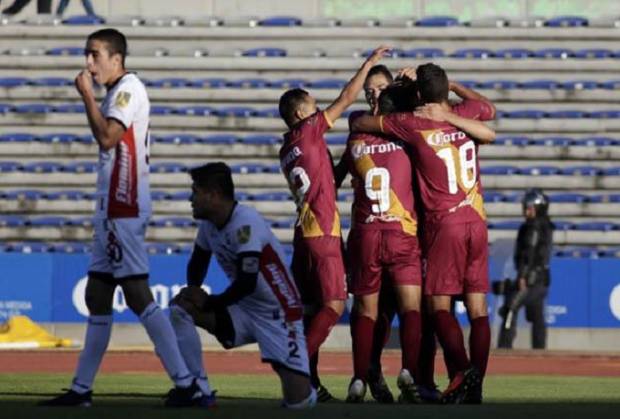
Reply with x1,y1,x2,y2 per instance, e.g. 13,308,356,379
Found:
416,63,449,103
279,88,309,128
366,64,393,83
189,162,235,200
378,81,421,114
87,28,127,67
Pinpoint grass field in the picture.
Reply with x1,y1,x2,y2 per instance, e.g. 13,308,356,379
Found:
1,373,619,418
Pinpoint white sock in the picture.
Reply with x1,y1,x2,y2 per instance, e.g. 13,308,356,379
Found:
283,387,317,409
71,315,112,394
170,305,212,395
139,302,193,388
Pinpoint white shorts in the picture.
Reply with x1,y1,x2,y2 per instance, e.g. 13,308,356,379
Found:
88,217,149,279
226,305,309,377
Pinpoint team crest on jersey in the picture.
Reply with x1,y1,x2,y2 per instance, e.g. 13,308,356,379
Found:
237,225,252,244
115,91,131,108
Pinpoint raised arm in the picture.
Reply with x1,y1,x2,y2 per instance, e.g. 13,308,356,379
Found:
324,46,390,124
415,103,496,144
449,81,496,119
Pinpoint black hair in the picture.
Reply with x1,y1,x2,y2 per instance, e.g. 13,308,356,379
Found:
278,88,310,128
87,28,127,67
366,64,393,83
377,81,422,114
415,62,449,103
189,162,235,200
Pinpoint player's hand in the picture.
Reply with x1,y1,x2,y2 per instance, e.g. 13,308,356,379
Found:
518,278,527,291
396,67,416,82
366,45,391,65
173,286,208,316
414,103,449,121
75,69,94,98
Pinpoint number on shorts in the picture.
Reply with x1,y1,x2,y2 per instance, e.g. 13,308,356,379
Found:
288,341,300,359
365,167,390,213
288,166,311,207
436,142,477,195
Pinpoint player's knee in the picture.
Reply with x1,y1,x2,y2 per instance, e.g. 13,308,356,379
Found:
85,293,112,315
326,299,345,315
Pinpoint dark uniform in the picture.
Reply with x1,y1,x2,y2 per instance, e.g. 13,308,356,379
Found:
498,189,553,349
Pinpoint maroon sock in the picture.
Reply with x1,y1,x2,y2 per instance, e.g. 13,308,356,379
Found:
306,306,341,357
369,311,391,373
399,310,421,376
352,315,375,381
416,314,437,386
469,316,491,376
433,310,470,373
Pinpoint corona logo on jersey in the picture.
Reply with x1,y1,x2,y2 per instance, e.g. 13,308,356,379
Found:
424,130,467,147
351,141,404,160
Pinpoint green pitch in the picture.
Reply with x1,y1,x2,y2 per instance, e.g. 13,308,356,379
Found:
1,373,619,418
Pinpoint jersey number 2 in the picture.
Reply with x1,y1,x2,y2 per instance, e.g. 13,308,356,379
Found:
436,142,476,195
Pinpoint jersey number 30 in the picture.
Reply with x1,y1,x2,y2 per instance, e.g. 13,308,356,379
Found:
436,142,477,194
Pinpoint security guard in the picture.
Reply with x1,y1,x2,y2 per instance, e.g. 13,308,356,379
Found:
498,189,553,349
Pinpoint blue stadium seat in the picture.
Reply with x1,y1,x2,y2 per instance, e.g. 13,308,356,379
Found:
603,167,620,175
271,219,296,229
480,165,518,175
53,242,91,253
560,166,601,176
574,48,613,59
250,192,291,201
608,194,620,202
502,109,546,119
150,217,196,228
46,46,84,56
483,191,505,202
7,242,51,253
494,136,530,146
554,247,599,258
230,163,277,174
177,106,215,116
0,161,21,172
64,161,97,173
588,110,620,118
46,190,87,200
227,78,271,88
0,77,30,87
203,134,237,145
502,193,524,203
310,78,347,89
38,133,79,143
338,191,354,201
147,78,191,88
22,161,63,173
242,47,287,57
191,78,228,88
0,215,26,227
533,48,574,59
488,221,523,230
270,78,308,88
530,137,572,146
0,133,36,142
259,16,302,26
54,103,85,113
552,221,574,231
28,216,70,227
519,166,561,175
326,134,348,145
32,77,73,86
150,191,170,200
146,243,182,254
14,103,53,113
150,105,176,115
169,191,191,201
416,16,459,27
598,248,620,258
561,80,600,89
403,48,445,58
362,48,406,58
151,162,187,173
451,48,494,58
546,110,587,118
0,103,13,113
574,222,617,232
548,193,588,203
600,80,620,89
62,14,105,25
519,79,559,89
242,134,280,145
254,108,280,118
573,137,617,146
494,48,533,59
235,191,250,201
477,79,519,89
545,16,588,27
3,189,44,200
214,106,257,117
157,134,201,144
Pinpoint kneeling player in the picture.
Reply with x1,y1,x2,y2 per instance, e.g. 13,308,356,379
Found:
170,163,315,409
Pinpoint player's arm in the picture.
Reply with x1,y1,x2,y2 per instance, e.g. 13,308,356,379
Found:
75,70,125,151
333,155,348,189
324,46,390,124
449,81,496,120
516,225,539,289
350,114,383,134
414,104,496,143
187,243,211,287
202,251,261,310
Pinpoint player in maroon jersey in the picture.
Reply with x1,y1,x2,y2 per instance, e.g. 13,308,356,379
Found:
352,63,496,404
278,46,389,401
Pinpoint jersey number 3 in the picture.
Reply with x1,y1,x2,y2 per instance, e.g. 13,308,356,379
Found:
436,142,477,195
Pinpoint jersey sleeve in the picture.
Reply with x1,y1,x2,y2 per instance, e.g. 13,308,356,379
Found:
104,82,140,129
233,222,263,254
194,222,212,252
453,99,495,121
380,113,422,144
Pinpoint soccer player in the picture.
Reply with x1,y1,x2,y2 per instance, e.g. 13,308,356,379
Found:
170,163,315,409
352,63,496,404
278,46,389,400
40,29,198,407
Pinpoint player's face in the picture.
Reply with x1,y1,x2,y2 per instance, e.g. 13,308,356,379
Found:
297,95,317,120
364,74,391,115
84,39,120,86
524,206,537,219
190,183,215,220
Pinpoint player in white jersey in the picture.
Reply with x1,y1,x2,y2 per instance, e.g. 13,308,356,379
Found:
41,29,198,408
170,163,316,409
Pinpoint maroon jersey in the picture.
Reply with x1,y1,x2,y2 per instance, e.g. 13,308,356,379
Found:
279,111,341,238
380,99,494,224
342,130,417,235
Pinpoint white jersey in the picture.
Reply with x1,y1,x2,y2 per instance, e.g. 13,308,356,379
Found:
195,204,303,322
95,73,151,219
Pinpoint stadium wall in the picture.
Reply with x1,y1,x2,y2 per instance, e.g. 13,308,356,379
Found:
9,0,620,20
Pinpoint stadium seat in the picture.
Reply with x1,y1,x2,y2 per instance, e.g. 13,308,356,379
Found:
546,110,587,118
53,242,91,253
190,78,229,88
105,15,145,26
0,77,30,87
451,48,494,59
14,104,53,113
64,162,97,173
270,219,296,229
227,78,271,88
589,110,620,118
483,191,506,202
489,220,525,230
519,79,559,89
0,133,36,142
603,167,620,175
21,162,63,173
230,163,279,174
150,217,196,228
494,48,533,59
477,79,519,89
146,243,182,254
258,16,302,26
574,137,617,146
6,46,47,56
3,189,44,200
326,135,347,145
203,134,237,145
0,215,26,227
150,105,176,115
254,108,280,118
46,190,88,200
28,216,70,227
32,77,72,86
361,48,405,58
242,47,287,57
271,78,308,88
530,137,572,146
600,80,620,89
533,48,574,59
214,106,257,117
46,46,84,56
519,166,561,175
560,166,601,176
144,16,184,27
157,134,201,144
0,103,12,113
250,192,291,201
62,15,105,25
548,193,589,203
403,48,445,58
480,166,518,175
0,161,20,172
177,106,215,116
151,162,187,173
561,80,599,89
54,104,85,113
150,191,170,201
310,78,347,89
501,109,546,119
6,242,51,253
416,16,459,27
545,16,588,27
338,191,354,201
38,133,79,143
147,78,190,88
575,222,617,232
242,134,280,145
168,191,191,201
574,49,613,59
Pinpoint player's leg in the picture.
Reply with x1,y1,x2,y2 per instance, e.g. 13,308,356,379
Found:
274,365,317,408
497,288,518,348
526,285,547,349
416,298,442,402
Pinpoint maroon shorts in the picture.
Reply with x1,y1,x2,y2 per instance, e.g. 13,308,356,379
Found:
423,219,489,296
347,228,422,296
291,234,347,304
